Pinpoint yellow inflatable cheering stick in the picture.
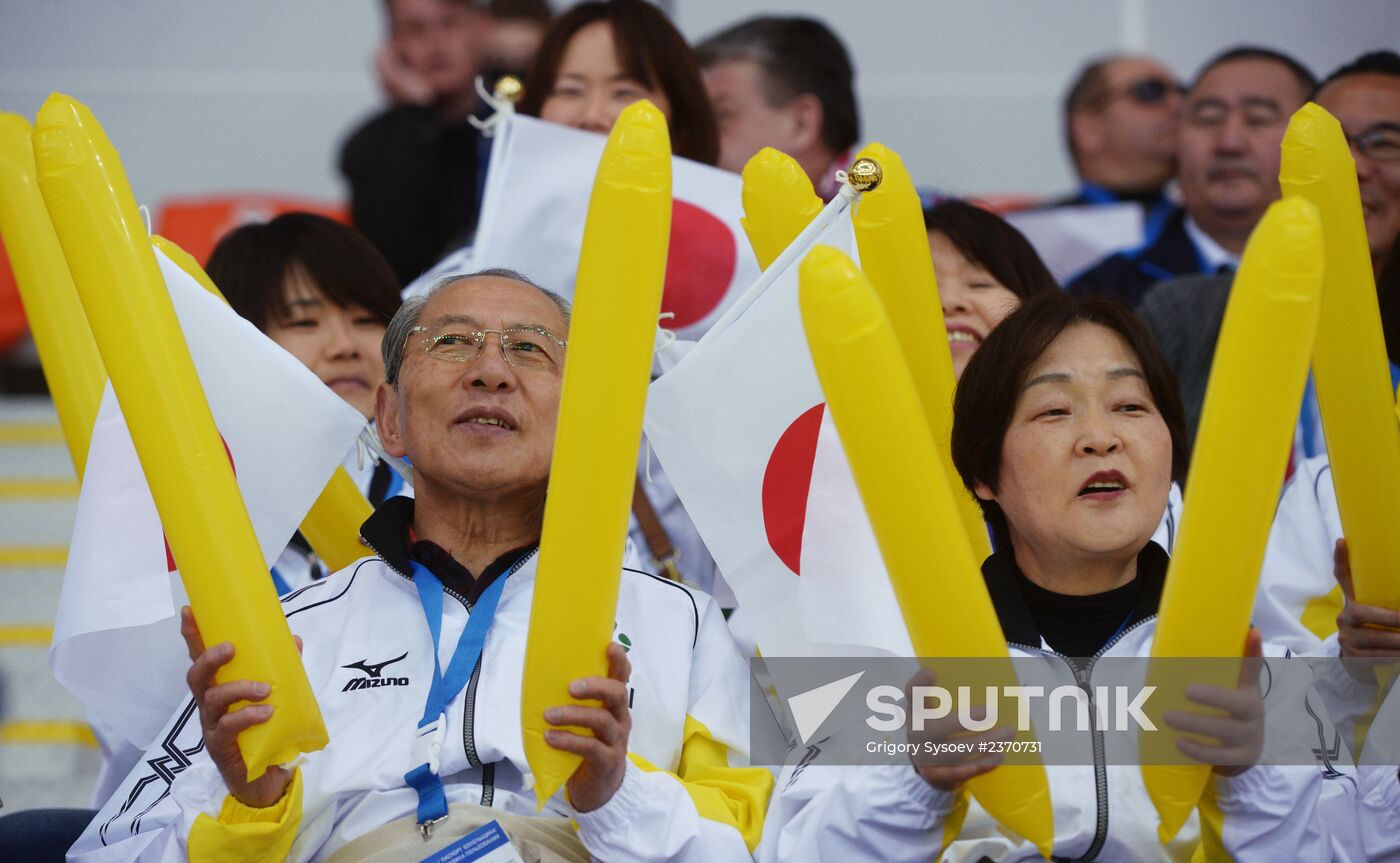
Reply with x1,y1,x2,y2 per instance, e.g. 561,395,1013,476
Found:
152,234,222,297
741,147,824,270
153,233,373,572
1280,102,1400,611
800,245,1054,858
0,113,106,478
33,94,326,780
851,144,991,561
521,100,672,807
297,469,374,572
1142,197,1324,842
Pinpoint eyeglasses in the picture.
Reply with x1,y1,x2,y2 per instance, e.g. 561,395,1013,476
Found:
1346,126,1400,163
411,324,567,371
1109,78,1184,108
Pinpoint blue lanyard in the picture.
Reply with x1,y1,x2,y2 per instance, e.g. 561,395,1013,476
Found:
403,558,513,836
1299,363,1400,461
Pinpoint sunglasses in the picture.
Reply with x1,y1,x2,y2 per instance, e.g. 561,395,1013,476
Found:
1118,78,1185,106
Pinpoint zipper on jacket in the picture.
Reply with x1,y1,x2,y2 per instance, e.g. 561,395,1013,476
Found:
365,537,538,809
462,654,484,767
1008,615,1157,861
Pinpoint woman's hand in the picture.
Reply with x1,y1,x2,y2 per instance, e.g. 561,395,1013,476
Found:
180,606,300,808
906,668,1014,792
1163,628,1265,777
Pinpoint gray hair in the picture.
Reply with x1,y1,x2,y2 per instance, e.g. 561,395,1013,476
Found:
382,267,571,387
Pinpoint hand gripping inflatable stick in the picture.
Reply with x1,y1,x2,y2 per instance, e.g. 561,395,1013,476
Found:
0,114,106,477
1142,197,1324,842
521,100,672,808
800,245,1054,859
32,94,326,780
1280,103,1400,612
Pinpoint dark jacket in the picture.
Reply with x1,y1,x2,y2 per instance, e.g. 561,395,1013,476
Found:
1137,273,1233,450
1066,208,1205,309
339,106,490,286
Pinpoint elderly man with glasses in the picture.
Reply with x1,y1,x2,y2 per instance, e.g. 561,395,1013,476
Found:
72,269,771,863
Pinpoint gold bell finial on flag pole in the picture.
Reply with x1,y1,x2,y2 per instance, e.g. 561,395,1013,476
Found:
493,75,524,104
847,157,883,192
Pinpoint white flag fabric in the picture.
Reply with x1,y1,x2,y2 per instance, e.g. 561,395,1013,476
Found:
408,114,759,342
643,207,900,659
1005,203,1145,284
50,249,367,757
646,209,1185,662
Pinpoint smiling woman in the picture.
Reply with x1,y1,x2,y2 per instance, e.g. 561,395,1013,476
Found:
515,0,719,164
924,201,1059,380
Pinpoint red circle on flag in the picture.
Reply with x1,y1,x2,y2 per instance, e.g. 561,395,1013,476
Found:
761,403,825,575
662,200,736,329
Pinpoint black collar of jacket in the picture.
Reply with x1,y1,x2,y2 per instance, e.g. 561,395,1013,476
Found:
981,541,1170,648
359,496,539,604
360,496,418,578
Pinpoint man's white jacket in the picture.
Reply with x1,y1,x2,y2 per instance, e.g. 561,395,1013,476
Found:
70,498,771,862
1253,453,1344,656
1358,681,1400,861
756,544,1362,862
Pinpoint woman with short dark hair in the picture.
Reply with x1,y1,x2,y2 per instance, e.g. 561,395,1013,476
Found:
517,0,719,165
758,291,1358,861
208,213,400,421
951,292,1189,554
208,213,409,590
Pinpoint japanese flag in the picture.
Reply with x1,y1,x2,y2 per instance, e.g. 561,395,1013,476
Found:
49,250,367,755
645,212,1185,662
409,114,758,342
644,208,916,659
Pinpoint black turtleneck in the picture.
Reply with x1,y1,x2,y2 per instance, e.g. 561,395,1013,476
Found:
1015,571,1142,659
981,542,1170,661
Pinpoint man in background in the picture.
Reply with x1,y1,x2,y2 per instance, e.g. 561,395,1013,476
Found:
1140,50,1400,448
340,0,494,286
1069,47,1315,307
697,16,860,198
1050,55,1182,236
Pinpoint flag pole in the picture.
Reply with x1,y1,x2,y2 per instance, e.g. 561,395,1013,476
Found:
698,162,877,344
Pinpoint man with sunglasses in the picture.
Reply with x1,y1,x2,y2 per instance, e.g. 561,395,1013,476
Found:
1053,55,1183,235
1138,49,1400,452
73,270,772,862
1069,46,1316,310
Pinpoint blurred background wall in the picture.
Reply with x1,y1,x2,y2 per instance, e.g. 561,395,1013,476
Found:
4,0,1398,212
